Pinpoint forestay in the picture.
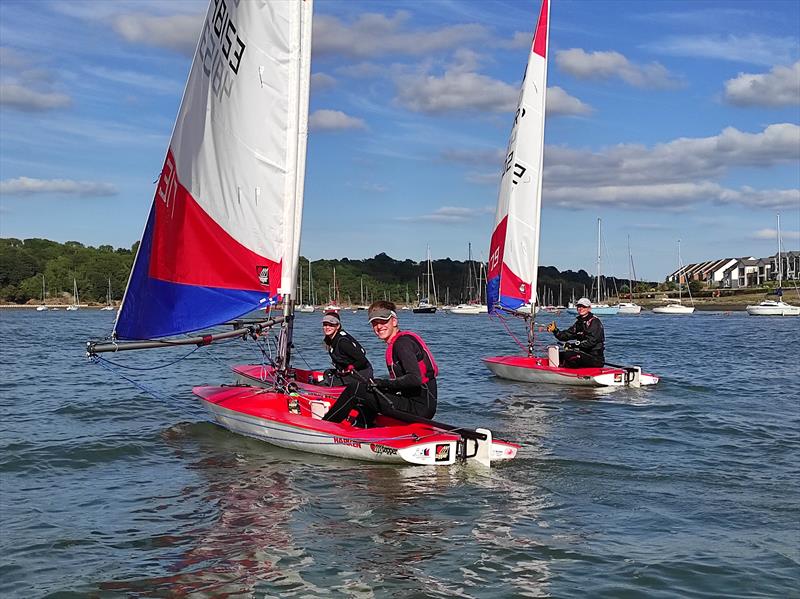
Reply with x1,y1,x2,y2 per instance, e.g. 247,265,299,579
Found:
487,0,549,313
115,0,312,340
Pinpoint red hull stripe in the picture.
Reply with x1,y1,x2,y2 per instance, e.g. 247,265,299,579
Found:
532,0,549,58
150,150,281,294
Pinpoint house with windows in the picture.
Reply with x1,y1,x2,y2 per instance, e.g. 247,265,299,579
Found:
668,252,797,289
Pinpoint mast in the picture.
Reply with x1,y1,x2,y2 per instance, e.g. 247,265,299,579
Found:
677,240,683,303
596,218,602,304
776,213,782,290
276,0,313,373
308,258,313,305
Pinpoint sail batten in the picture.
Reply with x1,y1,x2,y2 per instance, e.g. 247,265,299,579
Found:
114,0,312,340
487,0,549,314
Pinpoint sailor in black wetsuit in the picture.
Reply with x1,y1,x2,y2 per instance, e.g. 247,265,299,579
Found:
321,311,373,385
547,297,605,368
322,301,438,426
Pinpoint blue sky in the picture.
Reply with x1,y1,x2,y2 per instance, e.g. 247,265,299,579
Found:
1,0,798,281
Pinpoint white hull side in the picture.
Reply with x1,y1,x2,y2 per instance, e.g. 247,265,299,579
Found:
617,303,641,314
486,361,601,386
200,399,415,464
484,360,659,387
652,304,694,314
746,301,800,316
449,304,488,315
198,398,517,465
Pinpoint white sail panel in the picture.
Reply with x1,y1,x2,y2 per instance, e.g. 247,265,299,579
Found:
487,0,549,312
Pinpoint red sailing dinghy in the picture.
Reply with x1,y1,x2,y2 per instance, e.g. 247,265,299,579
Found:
482,0,658,388
88,0,518,465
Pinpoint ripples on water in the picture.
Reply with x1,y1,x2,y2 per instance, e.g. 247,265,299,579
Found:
1,309,798,597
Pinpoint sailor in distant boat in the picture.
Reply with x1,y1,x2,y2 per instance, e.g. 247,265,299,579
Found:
321,311,373,385
322,301,438,427
546,297,605,368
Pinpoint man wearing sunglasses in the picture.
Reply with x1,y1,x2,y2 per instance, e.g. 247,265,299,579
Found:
546,297,605,368
322,300,438,427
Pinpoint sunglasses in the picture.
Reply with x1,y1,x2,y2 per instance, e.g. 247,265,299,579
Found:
322,322,338,327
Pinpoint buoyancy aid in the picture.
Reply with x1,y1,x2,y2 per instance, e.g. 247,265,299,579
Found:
385,331,439,384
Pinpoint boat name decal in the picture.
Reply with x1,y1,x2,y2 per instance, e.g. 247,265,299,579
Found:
333,437,361,448
435,443,451,462
198,0,247,102
369,443,398,456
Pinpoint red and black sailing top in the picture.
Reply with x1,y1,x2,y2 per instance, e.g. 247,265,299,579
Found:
379,331,438,403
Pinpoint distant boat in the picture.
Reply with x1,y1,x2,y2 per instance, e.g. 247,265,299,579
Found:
449,243,488,314
653,240,695,314
100,277,115,310
297,258,315,312
413,246,438,313
66,278,80,311
567,219,619,315
323,266,342,312
746,214,799,316
618,235,641,314
36,274,48,311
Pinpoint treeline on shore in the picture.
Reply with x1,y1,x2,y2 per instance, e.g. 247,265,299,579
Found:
1,238,656,306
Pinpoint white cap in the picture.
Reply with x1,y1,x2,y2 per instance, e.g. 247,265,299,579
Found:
576,297,592,308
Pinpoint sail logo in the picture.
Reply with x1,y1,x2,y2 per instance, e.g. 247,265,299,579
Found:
197,0,246,102
257,267,270,286
435,443,451,462
157,154,178,217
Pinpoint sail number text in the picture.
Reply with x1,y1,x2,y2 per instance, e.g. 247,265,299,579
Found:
198,0,246,102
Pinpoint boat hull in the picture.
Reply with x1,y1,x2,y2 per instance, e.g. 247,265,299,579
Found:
617,303,641,314
566,305,619,316
745,301,800,316
449,304,487,315
193,386,518,465
412,306,437,314
483,356,659,387
652,304,694,314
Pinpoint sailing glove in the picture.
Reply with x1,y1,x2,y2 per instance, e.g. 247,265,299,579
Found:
546,321,558,333
371,378,392,391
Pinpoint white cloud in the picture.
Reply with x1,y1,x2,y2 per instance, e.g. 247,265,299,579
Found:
556,48,682,89
649,34,798,67
311,72,337,91
396,205,492,223
396,69,518,114
335,62,385,79
0,84,71,111
82,66,181,95
724,61,800,107
309,109,366,131
0,48,71,112
547,86,593,116
752,228,800,241
0,177,117,197
313,11,488,58
0,47,30,69
541,124,800,210
112,13,202,56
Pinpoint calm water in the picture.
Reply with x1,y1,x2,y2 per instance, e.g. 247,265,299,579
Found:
1,308,798,598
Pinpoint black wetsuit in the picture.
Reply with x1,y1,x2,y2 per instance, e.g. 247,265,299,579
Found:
323,329,373,384
323,333,437,426
554,312,605,368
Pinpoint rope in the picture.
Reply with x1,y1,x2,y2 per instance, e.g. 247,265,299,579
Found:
92,346,203,371
91,356,185,404
491,311,529,353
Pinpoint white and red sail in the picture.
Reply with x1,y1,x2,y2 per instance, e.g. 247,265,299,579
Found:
487,0,549,313
115,0,312,340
